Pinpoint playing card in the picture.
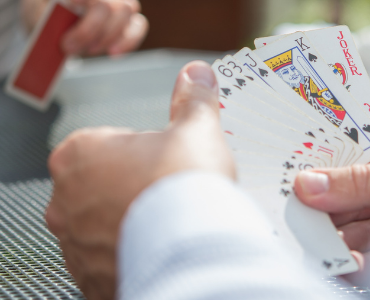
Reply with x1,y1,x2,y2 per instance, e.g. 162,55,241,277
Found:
253,32,370,161
218,78,338,166
233,47,361,166
222,116,330,166
213,59,345,166
5,0,81,111
246,186,358,276
226,131,327,168
222,55,272,89
210,26,368,277
255,26,370,119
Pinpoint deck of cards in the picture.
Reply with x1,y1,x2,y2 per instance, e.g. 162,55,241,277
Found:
213,25,370,276
5,0,80,111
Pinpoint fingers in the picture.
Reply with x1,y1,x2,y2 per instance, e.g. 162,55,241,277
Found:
170,61,219,128
294,165,370,213
338,220,370,252
69,0,141,13
86,7,132,56
108,13,148,55
62,0,139,55
331,208,370,227
350,250,365,271
46,127,133,237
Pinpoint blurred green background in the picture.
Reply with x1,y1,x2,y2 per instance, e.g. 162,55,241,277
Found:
263,0,370,36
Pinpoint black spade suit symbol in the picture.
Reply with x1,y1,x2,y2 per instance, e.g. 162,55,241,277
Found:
221,88,231,96
309,53,318,62
259,68,268,77
344,127,359,144
236,78,246,86
363,124,370,133
323,260,332,269
305,131,316,138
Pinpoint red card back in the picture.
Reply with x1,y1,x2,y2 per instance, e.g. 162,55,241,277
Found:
14,4,79,100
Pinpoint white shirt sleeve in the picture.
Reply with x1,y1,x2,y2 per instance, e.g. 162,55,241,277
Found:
117,171,344,300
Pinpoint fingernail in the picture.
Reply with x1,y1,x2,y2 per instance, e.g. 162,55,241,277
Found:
186,62,217,91
299,171,329,196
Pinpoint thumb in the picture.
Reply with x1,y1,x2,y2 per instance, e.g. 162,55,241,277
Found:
170,61,219,128
295,165,370,213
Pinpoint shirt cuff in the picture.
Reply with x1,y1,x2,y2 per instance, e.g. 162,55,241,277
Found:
117,171,274,286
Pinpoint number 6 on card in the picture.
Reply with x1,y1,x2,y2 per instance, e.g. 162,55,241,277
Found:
5,0,80,111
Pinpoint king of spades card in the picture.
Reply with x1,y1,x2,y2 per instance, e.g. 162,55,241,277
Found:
265,49,346,128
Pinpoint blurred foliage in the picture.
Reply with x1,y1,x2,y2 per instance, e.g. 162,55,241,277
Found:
342,0,370,30
261,0,370,36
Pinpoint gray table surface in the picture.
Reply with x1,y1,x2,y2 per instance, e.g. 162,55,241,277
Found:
0,49,368,299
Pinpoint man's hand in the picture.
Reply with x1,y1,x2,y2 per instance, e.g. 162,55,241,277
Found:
294,166,370,267
21,0,148,56
46,61,235,299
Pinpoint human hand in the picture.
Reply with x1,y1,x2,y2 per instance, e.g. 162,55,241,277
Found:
294,166,370,268
45,61,235,299
62,0,148,56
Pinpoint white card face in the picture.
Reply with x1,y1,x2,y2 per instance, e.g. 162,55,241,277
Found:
233,46,363,165
254,32,370,155
245,186,358,276
255,26,370,120
222,55,274,90
222,115,329,166
255,34,285,49
235,153,321,172
5,1,80,111
210,25,366,277
234,47,331,129
217,78,338,166
212,59,345,166
226,133,326,167
219,56,364,166
233,47,360,143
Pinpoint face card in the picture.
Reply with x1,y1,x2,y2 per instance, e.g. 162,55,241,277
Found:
212,25,366,277
222,55,274,90
5,1,80,111
234,47,330,130
218,78,338,166
219,56,365,165
254,33,370,156
213,59,345,166
232,47,363,167
255,26,370,120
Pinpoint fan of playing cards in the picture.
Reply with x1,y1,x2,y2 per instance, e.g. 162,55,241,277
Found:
213,26,370,277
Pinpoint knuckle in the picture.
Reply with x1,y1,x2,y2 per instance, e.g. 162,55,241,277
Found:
75,26,95,43
117,0,136,15
349,165,370,202
48,129,93,177
134,0,141,13
98,1,114,14
45,204,60,237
